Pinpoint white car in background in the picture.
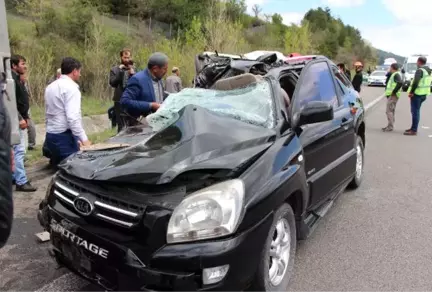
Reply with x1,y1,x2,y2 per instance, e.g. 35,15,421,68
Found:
367,70,388,87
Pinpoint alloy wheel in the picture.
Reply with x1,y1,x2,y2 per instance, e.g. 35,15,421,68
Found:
268,218,291,287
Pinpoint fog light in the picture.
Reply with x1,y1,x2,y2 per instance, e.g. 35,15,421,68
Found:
202,265,229,285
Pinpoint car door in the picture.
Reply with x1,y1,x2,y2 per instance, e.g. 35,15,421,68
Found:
290,60,355,209
329,64,358,181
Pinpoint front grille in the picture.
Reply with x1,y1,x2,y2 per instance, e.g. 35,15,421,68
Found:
52,177,144,228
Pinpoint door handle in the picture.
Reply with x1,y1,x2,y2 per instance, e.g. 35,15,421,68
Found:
341,118,352,127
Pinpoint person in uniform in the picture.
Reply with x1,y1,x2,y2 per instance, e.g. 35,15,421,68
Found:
382,63,402,132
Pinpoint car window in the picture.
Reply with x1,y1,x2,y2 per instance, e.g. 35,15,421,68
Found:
335,78,348,95
294,62,339,111
147,79,276,131
331,66,352,88
371,71,386,76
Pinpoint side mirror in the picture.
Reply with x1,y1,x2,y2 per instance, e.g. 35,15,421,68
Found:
401,69,406,74
297,101,334,127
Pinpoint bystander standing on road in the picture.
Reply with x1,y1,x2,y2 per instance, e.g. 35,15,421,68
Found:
165,66,183,93
382,63,402,132
109,48,135,132
121,52,168,124
0,74,13,248
351,61,364,94
43,57,92,166
10,55,37,192
405,56,431,136
337,63,351,80
20,73,36,150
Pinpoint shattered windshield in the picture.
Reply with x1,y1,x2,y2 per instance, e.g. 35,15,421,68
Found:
147,79,275,131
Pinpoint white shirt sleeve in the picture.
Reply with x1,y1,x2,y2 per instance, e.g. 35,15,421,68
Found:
64,87,88,142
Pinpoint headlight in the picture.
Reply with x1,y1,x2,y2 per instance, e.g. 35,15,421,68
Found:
166,179,245,244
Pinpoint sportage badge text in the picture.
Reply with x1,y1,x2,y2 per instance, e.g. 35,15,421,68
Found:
50,220,109,259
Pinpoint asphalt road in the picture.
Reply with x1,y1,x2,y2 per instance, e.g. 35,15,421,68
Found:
2,85,432,291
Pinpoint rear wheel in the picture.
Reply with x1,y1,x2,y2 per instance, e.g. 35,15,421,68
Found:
248,203,296,291
348,135,364,189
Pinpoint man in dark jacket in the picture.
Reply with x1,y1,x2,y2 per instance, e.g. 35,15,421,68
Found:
351,61,364,93
109,48,135,132
337,63,351,80
0,75,13,248
404,56,431,136
10,55,37,192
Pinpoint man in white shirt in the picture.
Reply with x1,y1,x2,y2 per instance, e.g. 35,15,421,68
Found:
42,57,91,166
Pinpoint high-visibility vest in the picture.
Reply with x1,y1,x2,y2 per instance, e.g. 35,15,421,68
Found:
408,67,432,96
385,71,402,98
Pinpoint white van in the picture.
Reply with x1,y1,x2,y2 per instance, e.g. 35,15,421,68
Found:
402,54,432,92
0,0,20,145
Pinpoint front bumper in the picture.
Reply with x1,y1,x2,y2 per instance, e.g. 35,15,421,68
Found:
38,202,273,291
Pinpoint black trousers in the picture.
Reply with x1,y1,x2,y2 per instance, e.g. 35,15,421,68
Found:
114,101,125,133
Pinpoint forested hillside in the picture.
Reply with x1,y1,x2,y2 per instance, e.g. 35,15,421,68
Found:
376,49,406,65
6,0,379,104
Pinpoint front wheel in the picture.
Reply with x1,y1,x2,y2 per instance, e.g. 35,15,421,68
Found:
348,135,364,189
248,203,297,291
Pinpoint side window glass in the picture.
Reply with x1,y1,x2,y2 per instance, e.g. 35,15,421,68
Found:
332,65,352,88
335,78,347,95
294,62,339,111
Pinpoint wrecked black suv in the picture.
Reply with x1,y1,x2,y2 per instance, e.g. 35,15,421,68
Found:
38,56,366,291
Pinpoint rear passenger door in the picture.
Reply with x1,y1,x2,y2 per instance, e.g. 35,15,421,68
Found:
291,61,355,209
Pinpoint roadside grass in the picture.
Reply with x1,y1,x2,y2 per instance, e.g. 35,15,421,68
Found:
30,97,112,124
25,128,117,167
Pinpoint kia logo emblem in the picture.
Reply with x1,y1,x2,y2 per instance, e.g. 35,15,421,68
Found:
73,197,94,216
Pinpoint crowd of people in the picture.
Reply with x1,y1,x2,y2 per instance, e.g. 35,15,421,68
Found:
382,56,431,136
6,49,184,191
337,57,431,135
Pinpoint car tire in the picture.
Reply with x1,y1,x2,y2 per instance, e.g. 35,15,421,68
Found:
248,203,296,292
348,135,364,189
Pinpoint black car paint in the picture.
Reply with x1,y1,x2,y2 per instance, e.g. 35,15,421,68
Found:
38,56,365,291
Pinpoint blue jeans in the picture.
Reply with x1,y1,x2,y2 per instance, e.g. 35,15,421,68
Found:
12,129,28,185
410,95,427,132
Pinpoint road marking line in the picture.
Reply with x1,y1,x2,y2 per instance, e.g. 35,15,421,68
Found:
365,93,385,112
36,272,87,292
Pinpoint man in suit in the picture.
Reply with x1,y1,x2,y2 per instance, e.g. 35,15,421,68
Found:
121,52,168,124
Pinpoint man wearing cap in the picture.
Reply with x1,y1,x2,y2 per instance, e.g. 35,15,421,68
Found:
382,63,403,132
351,61,364,93
121,52,168,123
165,67,183,93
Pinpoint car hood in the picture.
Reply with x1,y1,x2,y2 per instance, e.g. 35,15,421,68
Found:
58,105,276,184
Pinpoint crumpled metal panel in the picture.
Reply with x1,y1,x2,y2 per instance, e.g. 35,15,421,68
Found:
58,83,277,184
